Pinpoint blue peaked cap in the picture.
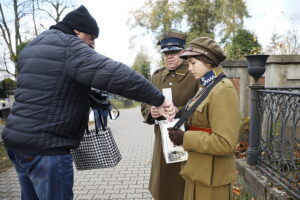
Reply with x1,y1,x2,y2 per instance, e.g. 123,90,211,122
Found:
160,37,185,52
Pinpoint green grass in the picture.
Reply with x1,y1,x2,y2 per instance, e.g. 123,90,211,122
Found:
110,99,124,109
111,99,141,109
0,143,13,173
128,101,141,108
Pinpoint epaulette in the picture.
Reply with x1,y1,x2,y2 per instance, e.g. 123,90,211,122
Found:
153,67,165,75
176,72,186,76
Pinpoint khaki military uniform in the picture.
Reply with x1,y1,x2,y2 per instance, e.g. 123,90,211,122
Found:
141,61,199,200
180,67,240,200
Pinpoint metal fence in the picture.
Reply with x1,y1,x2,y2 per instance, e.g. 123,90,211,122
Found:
255,87,300,199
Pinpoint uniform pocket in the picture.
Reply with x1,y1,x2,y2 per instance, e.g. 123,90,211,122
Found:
191,100,210,127
180,152,213,186
196,101,206,113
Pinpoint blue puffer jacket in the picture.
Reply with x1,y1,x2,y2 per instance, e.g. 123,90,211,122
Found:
2,29,164,155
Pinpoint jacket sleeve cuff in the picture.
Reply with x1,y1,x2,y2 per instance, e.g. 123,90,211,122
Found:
144,112,156,125
183,131,192,151
153,95,165,107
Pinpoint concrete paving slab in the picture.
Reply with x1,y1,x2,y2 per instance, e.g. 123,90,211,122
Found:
0,107,155,200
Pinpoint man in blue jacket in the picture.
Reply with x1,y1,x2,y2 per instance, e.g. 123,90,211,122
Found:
2,5,175,200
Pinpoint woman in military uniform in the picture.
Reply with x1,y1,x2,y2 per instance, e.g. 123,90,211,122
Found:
141,32,199,200
168,37,240,200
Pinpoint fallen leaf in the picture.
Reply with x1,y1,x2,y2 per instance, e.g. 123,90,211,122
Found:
232,186,241,195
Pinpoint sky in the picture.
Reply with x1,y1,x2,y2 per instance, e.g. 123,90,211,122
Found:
79,0,300,68
81,0,154,67
1,0,299,80
244,0,300,49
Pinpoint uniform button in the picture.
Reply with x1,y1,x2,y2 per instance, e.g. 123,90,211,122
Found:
172,74,175,77
169,82,173,86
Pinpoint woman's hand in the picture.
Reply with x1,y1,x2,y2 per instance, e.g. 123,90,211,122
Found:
167,127,184,146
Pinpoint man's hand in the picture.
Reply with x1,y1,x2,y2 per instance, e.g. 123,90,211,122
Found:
150,106,161,118
164,104,178,116
167,127,184,146
157,100,176,121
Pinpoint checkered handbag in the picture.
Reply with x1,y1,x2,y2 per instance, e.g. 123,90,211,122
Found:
71,128,122,170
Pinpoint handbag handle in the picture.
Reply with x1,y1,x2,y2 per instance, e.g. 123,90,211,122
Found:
173,74,225,131
95,109,107,131
85,124,91,134
109,103,120,120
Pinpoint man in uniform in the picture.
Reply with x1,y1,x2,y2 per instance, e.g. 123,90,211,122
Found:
141,31,199,200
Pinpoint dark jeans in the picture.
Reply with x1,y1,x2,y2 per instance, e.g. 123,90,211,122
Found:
6,149,74,200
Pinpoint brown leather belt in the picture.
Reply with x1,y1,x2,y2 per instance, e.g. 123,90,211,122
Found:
188,125,212,134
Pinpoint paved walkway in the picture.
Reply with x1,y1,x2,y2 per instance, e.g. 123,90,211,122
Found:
0,107,155,200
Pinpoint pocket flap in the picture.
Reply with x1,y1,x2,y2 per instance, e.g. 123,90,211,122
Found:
195,99,207,113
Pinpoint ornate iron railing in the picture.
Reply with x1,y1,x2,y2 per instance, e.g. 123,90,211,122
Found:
256,87,300,199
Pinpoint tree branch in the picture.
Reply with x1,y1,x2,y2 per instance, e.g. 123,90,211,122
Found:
38,7,56,21
0,3,13,53
32,0,38,36
0,51,15,77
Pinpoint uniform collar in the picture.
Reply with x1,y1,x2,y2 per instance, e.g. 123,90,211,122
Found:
213,66,223,76
161,67,171,80
200,66,223,87
161,61,189,82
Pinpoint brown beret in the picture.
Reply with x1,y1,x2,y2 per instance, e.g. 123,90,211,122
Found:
180,37,226,65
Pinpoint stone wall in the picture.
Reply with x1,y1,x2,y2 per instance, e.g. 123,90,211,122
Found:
236,159,292,200
221,55,300,118
222,56,300,200
221,60,249,118
265,55,300,87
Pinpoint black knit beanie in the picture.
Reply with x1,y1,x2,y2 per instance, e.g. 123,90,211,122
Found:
61,5,99,38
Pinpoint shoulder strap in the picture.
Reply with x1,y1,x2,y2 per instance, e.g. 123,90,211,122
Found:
173,74,225,130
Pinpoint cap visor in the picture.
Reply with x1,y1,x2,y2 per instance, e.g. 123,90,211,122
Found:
160,46,183,53
179,51,202,59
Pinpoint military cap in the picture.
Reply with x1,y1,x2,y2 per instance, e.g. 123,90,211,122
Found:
157,31,187,53
180,37,226,65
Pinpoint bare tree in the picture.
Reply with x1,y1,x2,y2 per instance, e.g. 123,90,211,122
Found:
32,0,38,36
265,13,300,55
0,44,15,77
266,31,300,55
0,0,78,78
36,0,77,23
265,32,282,55
281,29,300,54
0,0,31,77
